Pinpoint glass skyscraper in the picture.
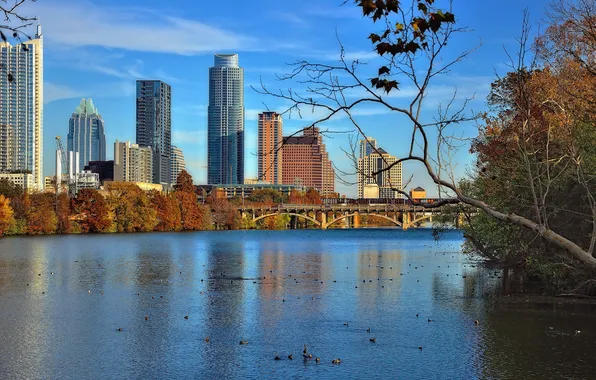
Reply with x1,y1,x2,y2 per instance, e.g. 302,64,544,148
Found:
67,98,106,172
136,80,171,184
208,54,244,184
0,26,44,189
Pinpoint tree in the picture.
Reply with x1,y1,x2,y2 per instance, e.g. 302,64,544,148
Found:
247,189,287,205
257,0,596,270
72,189,111,233
175,170,195,194
56,192,71,234
0,195,15,235
149,191,182,232
207,194,240,230
27,193,57,235
304,188,322,205
0,0,38,81
106,182,157,232
0,179,23,198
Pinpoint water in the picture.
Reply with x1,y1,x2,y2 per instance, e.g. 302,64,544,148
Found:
0,229,594,379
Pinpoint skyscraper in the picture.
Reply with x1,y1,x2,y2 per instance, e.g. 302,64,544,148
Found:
0,26,44,189
136,80,171,185
170,145,186,184
357,139,403,199
114,140,153,183
208,54,244,184
359,137,377,158
281,126,335,195
258,111,283,184
67,98,106,172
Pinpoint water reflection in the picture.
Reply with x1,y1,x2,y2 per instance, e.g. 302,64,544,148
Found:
0,230,594,379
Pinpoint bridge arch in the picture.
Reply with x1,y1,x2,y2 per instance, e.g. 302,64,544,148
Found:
404,214,433,229
253,212,321,227
325,213,402,228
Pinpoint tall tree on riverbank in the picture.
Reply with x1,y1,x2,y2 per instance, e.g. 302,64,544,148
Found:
72,189,111,233
0,195,15,235
149,191,182,232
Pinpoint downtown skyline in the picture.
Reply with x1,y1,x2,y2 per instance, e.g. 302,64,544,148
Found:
17,0,552,197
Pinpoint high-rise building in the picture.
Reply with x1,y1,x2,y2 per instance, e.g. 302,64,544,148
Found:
359,137,377,158
0,26,44,189
136,80,171,185
357,141,403,199
170,145,185,185
208,54,244,184
85,160,114,184
113,140,153,183
281,126,335,195
67,98,106,172
258,111,283,184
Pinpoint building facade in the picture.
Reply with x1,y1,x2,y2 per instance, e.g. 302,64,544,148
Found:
258,112,282,184
67,98,106,172
357,143,403,199
281,127,335,195
0,173,35,193
113,141,153,183
136,80,171,185
85,160,114,184
208,54,244,185
410,186,427,200
359,137,377,158
170,145,185,184
0,26,44,190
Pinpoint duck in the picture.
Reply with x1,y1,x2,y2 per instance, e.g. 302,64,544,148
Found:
474,320,480,325
274,356,281,360
366,328,371,333
370,337,376,343
184,315,189,320
145,316,149,321
418,346,423,350
343,322,349,326
315,357,320,363
239,340,248,345
117,328,123,332
416,313,419,317
428,318,432,322
331,358,341,364
205,336,210,342
288,354,293,360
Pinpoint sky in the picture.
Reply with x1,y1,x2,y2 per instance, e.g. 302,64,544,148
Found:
21,0,552,197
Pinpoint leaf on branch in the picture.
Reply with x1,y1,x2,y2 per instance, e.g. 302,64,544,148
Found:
376,42,392,55
369,33,381,43
395,22,404,31
418,2,428,15
405,41,421,53
378,66,390,76
370,78,399,93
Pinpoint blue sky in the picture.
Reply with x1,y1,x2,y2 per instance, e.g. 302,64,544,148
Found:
27,0,550,197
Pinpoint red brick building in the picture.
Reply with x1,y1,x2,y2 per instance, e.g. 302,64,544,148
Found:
257,112,283,184
281,127,335,195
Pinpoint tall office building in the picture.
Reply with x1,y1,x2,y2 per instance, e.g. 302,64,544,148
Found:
257,111,283,184
359,137,377,158
208,54,244,184
113,140,153,183
136,80,171,184
0,26,44,189
67,98,106,172
357,140,403,199
170,145,185,184
281,126,335,195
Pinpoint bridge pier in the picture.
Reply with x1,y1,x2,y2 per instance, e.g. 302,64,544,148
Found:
353,212,360,228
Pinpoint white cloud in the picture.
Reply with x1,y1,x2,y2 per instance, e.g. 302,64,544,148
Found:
31,1,259,55
44,82,85,104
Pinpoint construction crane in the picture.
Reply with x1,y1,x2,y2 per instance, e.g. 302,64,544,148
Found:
55,136,69,194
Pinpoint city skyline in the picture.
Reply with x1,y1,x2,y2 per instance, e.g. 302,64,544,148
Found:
15,0,553,197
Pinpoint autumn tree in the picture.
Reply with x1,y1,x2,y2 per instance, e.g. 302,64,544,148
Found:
207,194,240,230
72,189,111,233
175,170,196,194
149,191,182,232
247,189,287,206
304,188,322,205
174,171,211,230
27,193,57,235
0,195,15,235
55,192,71,234
106,182,157,232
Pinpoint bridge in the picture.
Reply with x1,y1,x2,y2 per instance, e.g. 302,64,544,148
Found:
239,204,459,230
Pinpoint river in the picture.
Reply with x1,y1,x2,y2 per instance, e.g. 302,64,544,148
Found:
0,229,594,379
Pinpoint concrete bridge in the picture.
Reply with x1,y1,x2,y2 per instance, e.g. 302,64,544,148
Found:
239,204,457,230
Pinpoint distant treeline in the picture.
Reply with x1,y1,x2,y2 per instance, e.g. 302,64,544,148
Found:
0,170,324,236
